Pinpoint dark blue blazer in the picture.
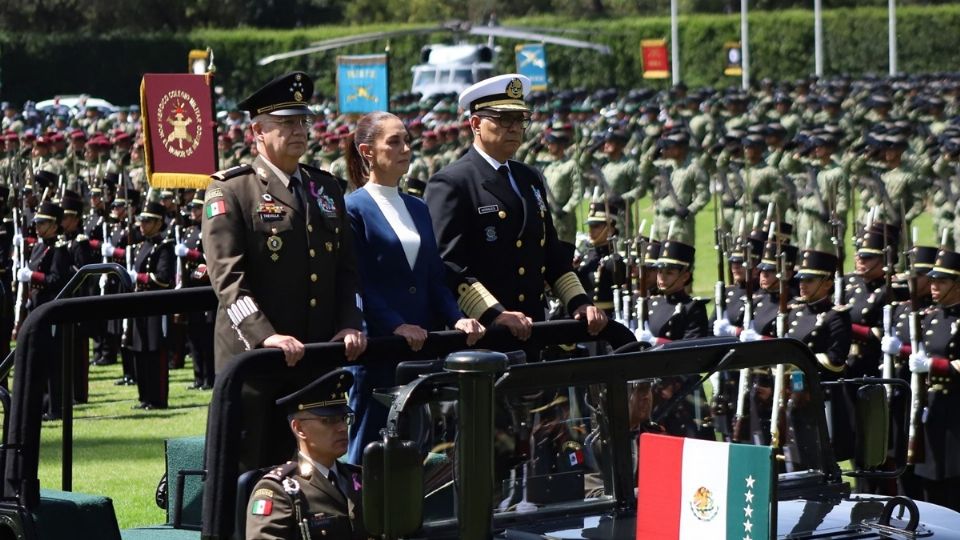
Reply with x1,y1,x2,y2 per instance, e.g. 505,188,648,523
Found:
346,187,463,337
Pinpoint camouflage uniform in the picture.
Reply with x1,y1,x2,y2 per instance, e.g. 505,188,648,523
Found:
537,152,583,244
639,150,709,245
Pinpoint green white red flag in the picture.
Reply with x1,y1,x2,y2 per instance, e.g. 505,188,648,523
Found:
636,433,774,539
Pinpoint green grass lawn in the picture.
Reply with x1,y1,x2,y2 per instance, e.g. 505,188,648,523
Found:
33,358,210,529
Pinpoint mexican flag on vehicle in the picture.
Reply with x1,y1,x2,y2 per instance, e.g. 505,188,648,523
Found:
636,433,774,539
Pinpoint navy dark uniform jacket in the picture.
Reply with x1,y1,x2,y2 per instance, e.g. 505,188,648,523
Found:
424,147,589,325
913,303,960,481
647,291,710,341
26,237,70,310
129,235,175,352
203,156,363,371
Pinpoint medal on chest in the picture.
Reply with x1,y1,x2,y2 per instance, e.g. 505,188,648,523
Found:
266,227,283,262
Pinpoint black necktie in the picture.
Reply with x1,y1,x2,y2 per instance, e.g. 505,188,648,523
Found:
497,165,522,201
289,175,305,214
327,470,344,497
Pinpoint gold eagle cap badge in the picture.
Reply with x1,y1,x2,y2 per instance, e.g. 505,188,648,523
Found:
505,78,524,99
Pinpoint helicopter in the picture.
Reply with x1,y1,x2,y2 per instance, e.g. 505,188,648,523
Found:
257,19,611,99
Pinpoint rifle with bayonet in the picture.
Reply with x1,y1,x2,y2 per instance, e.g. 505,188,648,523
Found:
906,228,930,465
732,216,754,443
880,218,895,400
770,220,789,448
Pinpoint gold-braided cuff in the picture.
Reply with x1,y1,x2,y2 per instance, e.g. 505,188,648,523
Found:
816,353,844,373
553,271,587,307
457,282,500,320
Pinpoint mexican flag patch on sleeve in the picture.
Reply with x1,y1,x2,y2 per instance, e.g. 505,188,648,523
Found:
251,498,273,516
206,199,227,218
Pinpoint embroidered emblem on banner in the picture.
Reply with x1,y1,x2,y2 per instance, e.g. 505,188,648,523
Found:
156,90,203,158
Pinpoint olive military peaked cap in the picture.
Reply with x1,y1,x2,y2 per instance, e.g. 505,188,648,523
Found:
277,368,355,416
239,71,314,117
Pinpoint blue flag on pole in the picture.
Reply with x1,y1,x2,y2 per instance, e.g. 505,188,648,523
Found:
337,54,389,114
515,44,548,91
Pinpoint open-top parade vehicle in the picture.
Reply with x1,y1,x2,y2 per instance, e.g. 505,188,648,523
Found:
0,284,957,539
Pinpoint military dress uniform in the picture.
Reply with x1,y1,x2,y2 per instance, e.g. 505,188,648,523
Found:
424,75,591,331
841,223,900,379
179,195,215,389
62,195,97,403
245,369,370,540
128,203,176,409
576,205,626,318
784,250,854,464
638,241,711,439
637,133,709,245
909,249,960,511
19,202,71,419
202,73,363,372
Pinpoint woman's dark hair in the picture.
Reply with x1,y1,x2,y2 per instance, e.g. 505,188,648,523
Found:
346,111,398,190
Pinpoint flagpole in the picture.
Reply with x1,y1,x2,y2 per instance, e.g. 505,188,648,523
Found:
814,0,823,77
741,0,750,90
888,0,898,76
671,0,680,85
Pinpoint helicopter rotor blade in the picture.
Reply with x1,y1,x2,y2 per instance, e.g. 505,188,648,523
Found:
258,26,450,66
467,26,611,54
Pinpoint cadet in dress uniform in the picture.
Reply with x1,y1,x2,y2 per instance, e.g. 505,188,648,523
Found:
102,190,142,384
60,193,97,403
842,222,900,378
202,71,365,471
879,245,937,498
127,202,175,409
178,193,215,390
712,233,763,337
782,250,853,464
245,369,370,540
636,241,712,438
750,240,799,338
904,249,960,511
424,74,606,343
576,201,626,318
16,201,71,420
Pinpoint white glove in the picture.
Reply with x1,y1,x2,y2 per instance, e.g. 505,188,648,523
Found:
740,324,761,342
12,233,22,248
98,274,108,289
713,317,737,337
174,243,189,258
909,349,932,374
880,335,903,356
635,323,656,345
102,242,115,258
17,268,33,283
127,269,139,284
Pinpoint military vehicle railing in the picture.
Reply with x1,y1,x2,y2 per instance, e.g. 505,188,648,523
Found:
0,263,135,492
1,286,218,508
203,320,635,540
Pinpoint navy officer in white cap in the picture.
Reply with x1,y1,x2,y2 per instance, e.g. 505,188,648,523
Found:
424,74,607,343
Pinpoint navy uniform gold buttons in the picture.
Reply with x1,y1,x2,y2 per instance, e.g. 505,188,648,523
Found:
409,286,417,294
309,248,316,258
311,273,318,282
518,267,525,276
310,298,317,307
498,211,506,219
518,294,525,302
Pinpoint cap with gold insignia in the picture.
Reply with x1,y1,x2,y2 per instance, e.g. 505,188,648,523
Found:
276,368,355,417
33,201,63,223
238,71,314,117
655,240,695,269
458,73,531,114
795,250,838,280
927,248,960,280
139,202,167,221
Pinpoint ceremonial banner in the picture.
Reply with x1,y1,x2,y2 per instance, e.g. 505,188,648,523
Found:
337,54,389,114
515,44,548,91
636,433,774,540
724,42,744,77
641,39,669,79
140,73,217,188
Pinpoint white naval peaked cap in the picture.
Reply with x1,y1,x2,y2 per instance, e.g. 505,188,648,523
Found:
458,73,531,114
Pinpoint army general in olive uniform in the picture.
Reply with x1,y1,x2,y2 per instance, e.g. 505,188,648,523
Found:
202,71,366,372
203,72,366,470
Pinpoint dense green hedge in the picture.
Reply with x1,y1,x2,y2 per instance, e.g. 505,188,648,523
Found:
2,6,959,106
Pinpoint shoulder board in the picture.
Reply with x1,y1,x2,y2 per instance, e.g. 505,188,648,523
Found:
76,234,88,242
261,461,298,483
691,296,711,305
55,240,67,248
211,164,252,181
162,238,175,244
832,304,851,312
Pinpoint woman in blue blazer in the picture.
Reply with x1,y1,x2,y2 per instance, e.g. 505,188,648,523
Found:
344,111,485,463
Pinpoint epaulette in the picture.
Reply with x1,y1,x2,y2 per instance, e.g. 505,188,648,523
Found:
692,296,711,305
76,234,89,242
210,164,252,181
832,304,851,312
162,237,175,244
55,239,67,248
261,461,298,483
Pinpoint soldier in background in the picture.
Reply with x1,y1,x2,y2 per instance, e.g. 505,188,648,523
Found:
537,130,582,244
177,193,215,390
794,134,849,252
17,201,71,420
638,131,709,245
127,202,176,410
904,248,960,511
60,192,97,403
576,200,625,318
